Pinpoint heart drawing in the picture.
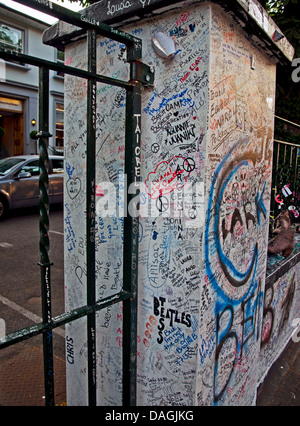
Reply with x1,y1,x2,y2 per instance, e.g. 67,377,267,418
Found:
67,177,82,199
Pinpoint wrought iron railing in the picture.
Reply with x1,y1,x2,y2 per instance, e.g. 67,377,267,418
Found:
271,115,300,220
0,0,154,406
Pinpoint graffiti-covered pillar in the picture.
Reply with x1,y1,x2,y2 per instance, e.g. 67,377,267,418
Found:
44,0,294,406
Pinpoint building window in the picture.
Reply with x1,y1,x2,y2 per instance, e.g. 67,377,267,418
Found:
55,102,64,154
0,22,24,53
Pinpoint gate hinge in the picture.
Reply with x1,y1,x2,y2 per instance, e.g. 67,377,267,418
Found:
130,61,155,87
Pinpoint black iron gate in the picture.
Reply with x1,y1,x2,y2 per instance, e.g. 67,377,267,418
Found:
0,0,154,406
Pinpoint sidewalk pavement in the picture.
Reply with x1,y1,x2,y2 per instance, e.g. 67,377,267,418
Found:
0,338,66,406
256,340,300,406
0,338,298,406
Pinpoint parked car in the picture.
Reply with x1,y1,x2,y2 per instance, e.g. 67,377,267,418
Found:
0,155,64,220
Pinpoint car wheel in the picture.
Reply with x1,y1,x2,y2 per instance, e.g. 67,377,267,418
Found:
0,196,8,221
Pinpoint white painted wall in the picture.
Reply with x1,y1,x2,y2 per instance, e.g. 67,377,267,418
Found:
62,0,298,406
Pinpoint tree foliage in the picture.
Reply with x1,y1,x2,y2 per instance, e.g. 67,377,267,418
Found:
266,0,300,58
257,0,300,146
257,1,300,221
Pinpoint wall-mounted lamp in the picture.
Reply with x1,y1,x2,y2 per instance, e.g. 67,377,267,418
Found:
31,119,36,126
152,32,176,59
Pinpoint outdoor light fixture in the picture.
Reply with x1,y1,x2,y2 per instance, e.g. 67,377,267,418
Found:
152,32,176,59
31,119,36,126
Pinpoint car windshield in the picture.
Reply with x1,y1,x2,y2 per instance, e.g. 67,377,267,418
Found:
0,158,25,176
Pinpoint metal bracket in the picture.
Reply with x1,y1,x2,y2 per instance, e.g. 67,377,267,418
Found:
130,61,155,87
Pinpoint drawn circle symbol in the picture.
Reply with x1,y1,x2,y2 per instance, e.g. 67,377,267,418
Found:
156,196,169,212
189,207,197,219
205,145,261,304
183,157,195,173
151,143,160,153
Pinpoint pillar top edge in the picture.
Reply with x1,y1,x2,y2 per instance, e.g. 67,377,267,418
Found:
43,0,294,65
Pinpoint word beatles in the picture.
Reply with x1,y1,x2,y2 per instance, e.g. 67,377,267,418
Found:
153,296,192,344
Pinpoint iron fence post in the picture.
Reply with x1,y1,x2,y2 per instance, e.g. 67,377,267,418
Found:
0,0,154,407
38,66,55,407
122,83,142,407
86,29,97,407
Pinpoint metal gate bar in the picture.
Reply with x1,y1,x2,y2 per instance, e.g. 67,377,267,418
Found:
86,29,97,407
38,64,55,406
271,116,300,216
123,84,142,407
0,0,154,407
0,290,131,348
14,0,143,61
0,50,134,89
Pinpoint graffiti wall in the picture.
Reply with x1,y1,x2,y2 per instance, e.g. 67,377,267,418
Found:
63,1,211,406
259,250,300,385
59,0,295,406
196,3,276,406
